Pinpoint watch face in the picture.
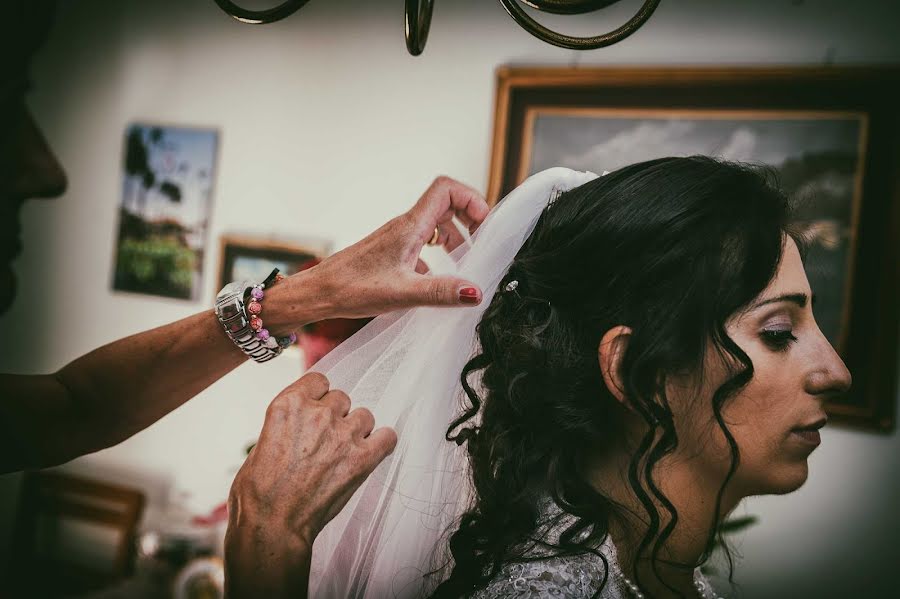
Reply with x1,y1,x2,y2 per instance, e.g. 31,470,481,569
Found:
219,299,241,320
219,301,242,322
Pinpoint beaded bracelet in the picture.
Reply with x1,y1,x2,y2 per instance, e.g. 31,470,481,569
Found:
245,268,298,352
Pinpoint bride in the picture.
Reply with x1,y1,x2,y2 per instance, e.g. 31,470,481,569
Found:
307,156,852,598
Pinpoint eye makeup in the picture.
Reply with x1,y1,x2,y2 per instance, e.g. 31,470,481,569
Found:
759,315,797,352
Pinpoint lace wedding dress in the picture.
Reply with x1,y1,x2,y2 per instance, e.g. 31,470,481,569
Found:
470,498,725,599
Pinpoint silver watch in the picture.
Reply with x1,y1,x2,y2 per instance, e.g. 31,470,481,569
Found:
214,280,283,363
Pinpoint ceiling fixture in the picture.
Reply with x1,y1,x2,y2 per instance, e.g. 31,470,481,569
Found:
213,0,662,56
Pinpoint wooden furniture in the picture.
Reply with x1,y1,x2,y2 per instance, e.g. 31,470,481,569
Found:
10,470,146,596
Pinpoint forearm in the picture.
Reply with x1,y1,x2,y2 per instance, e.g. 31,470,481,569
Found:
0,269,333,471
53,310,248,451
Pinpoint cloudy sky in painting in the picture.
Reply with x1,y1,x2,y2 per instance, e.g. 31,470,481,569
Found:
529,114,862,174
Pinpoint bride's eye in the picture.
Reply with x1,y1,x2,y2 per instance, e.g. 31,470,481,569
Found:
761,328,797,352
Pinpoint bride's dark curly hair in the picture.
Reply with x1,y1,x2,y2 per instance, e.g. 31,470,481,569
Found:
430,156,807,598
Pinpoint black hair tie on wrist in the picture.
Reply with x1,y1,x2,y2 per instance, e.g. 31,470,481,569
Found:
262,267,281,288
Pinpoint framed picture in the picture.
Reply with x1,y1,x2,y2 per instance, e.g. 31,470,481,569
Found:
217,235,330,292
487,66,899,432
112,122,219,301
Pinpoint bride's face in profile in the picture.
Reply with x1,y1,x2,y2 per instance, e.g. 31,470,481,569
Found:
670,235,852,497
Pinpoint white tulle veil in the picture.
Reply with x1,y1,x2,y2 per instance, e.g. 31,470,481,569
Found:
308,167,602,598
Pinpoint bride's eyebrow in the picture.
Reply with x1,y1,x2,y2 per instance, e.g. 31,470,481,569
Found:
749,292,816,311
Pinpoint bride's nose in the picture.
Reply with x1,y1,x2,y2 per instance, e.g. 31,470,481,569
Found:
803,331,852,399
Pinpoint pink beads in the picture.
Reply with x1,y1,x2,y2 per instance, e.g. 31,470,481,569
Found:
246,274,297,352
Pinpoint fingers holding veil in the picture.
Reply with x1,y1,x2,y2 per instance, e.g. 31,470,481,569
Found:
411,176,489,245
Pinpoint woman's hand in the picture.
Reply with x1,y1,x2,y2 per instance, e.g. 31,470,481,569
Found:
264,176,490,333
224,372,397,598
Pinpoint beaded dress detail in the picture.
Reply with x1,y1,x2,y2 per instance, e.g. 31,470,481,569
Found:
469,498,723,599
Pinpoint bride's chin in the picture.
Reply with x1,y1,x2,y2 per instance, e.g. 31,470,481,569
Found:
750,461,810,496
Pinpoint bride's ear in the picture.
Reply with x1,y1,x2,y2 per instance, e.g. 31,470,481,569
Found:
598,325,633,408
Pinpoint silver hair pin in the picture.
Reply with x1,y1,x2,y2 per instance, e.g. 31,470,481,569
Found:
547,187,564,208
505,280,519,293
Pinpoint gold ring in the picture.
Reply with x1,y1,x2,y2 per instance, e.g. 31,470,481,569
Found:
428,226,440,246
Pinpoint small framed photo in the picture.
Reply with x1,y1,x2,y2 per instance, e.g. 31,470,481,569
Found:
217,235,330,292
487,66,899,431
112,122,219,301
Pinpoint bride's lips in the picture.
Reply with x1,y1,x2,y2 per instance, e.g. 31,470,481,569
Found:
790,429,821,446
790,416,827,448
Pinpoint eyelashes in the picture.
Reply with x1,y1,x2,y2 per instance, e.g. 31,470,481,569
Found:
761,328,798,352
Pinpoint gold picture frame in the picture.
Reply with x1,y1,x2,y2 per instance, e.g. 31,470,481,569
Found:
217,234,330,292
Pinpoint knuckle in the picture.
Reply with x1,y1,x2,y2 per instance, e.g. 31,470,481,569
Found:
348,407,375,434
331,389,350,403
302,371,331,396
372,429,398,458
432,280,452,305
357,407,375,425
266,395,291,419
383,428,398,449
328,390,351,412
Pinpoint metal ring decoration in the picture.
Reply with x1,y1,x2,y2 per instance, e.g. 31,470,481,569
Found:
405,0,435,56
519,0,624,15
498,0,661,50
212,0,659,54
213,0,313,25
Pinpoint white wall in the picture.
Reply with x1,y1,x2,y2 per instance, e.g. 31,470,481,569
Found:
1,0,898,596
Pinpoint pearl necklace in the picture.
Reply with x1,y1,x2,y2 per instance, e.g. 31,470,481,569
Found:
610,562,725,599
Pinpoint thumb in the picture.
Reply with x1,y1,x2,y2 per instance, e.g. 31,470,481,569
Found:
410,275,482,307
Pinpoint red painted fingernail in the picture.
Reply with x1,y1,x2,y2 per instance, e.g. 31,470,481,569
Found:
459,287,480,304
